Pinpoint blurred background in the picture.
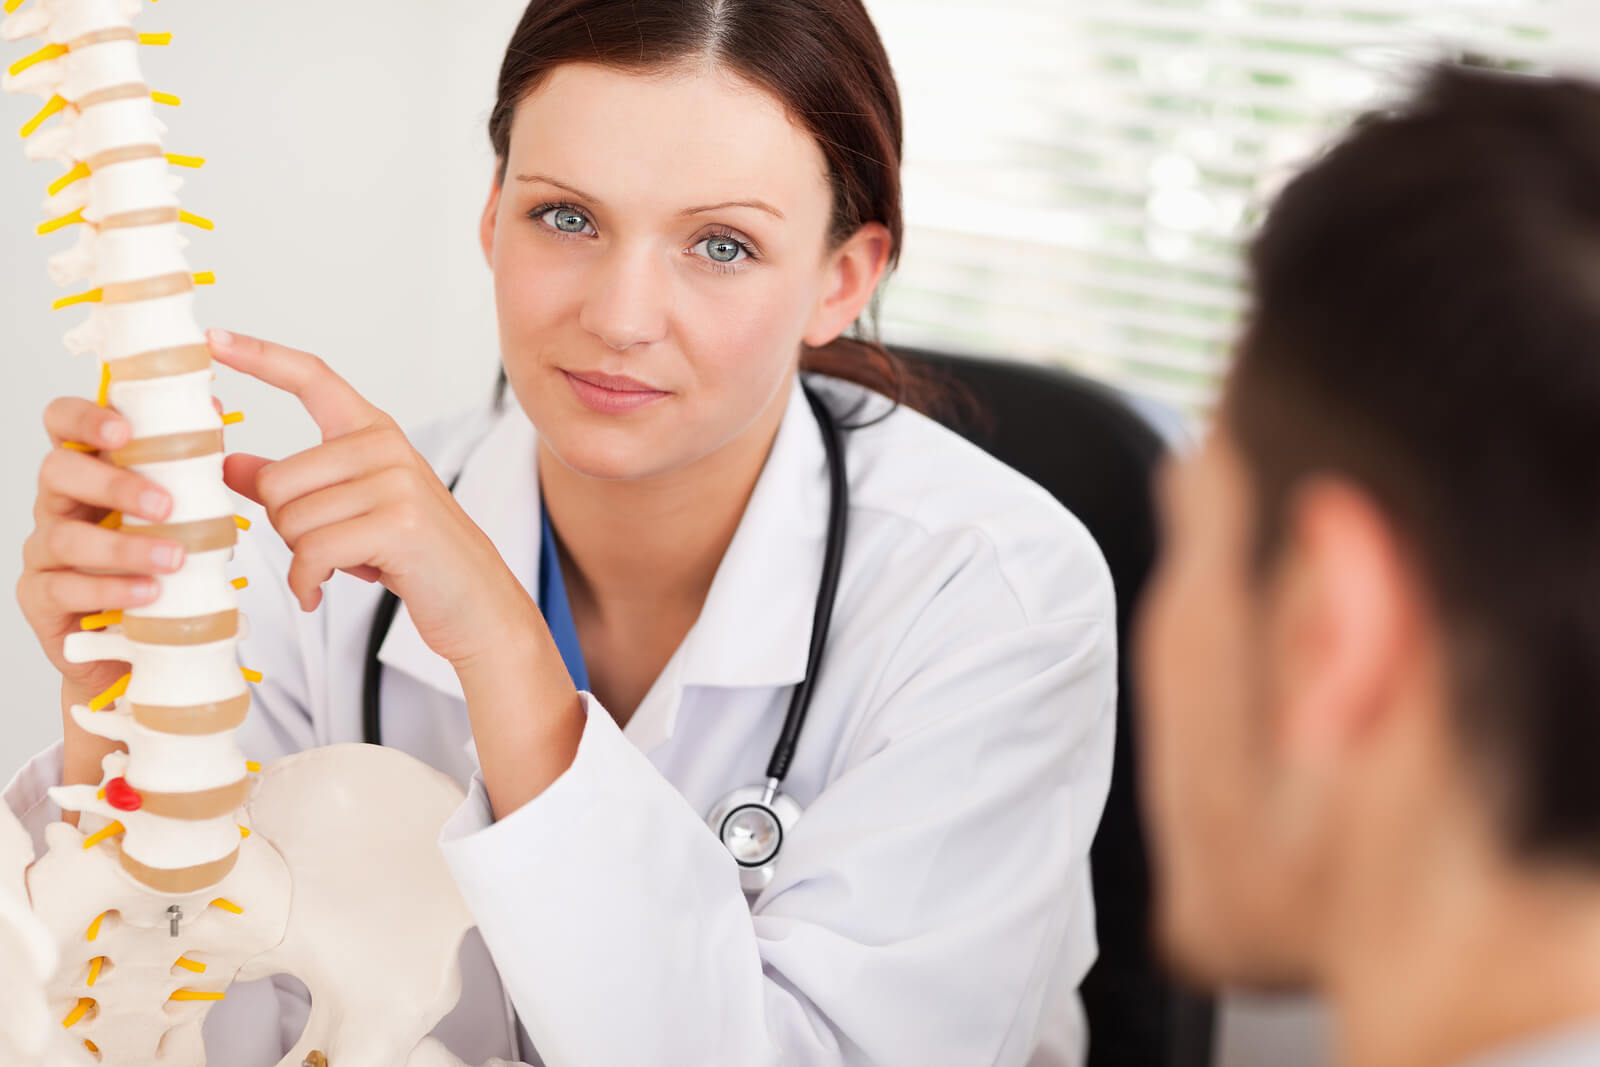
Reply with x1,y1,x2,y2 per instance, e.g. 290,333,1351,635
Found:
0,1,1591,1063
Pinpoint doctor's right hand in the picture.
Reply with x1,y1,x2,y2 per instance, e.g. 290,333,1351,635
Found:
16,396,187,719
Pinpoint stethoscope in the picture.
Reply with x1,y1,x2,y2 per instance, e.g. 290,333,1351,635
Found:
361,379,848,895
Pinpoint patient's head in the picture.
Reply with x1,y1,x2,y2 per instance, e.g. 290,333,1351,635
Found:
1137,65,1600,989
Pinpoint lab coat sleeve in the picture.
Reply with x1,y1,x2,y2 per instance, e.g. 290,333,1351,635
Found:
438,550,1117,1066
2,741,67,861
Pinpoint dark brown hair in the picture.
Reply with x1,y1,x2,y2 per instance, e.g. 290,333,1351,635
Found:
488,0,940,415
1226,65,1600,863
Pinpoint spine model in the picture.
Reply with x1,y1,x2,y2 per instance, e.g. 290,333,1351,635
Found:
5,0,250,896
2,1,283,1060
4,5,495,1065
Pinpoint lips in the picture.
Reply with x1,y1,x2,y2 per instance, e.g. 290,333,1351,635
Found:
565,370,661,393
561,369,670,414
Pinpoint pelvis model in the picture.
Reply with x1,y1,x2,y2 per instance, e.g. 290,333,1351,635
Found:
0,3,513,1064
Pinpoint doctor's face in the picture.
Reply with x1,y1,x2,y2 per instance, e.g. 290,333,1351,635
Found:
1136,427,1323,989
479,62,849,482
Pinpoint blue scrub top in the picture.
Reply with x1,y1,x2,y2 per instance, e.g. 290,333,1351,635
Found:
538,501,591,693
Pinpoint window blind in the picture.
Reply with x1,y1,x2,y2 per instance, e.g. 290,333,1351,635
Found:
867,0,1571,413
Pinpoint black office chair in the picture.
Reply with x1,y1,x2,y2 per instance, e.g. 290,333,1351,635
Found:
895,346,1216,1067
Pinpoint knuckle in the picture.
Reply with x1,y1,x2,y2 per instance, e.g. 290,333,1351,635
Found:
37,448,64,490
15,573,42,618
255,463,285,506
275,498,307,546
41,571,70,607
378,465,414,497
295,525,330,560
20,528,41,569
371,425,402,454
44,521,74,562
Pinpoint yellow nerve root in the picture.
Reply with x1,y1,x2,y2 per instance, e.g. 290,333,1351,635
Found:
20,94,65,139
169,990,224,1002
139,32,173,46
233,577,249,590
223,411,244,425
3,0,28,16
9,43,67,79
87,956,104,987
61,997,94,1028
240,667,263,683
97,363,111,407
80,610,123,631
173,956,206,974
233,514,250,530
86,912,107,942
245,760,261,772
54,288,103,311
180,210,214,231
194,271,216,285
85,1039,98,1054
81,821,125,850
48,162,91,196
98,511,123,530
38,207,86,236
151,90,180,107
209,898,243,915
167,153,205,168
61,441,93,453
88,672,130,712
238,825,251,838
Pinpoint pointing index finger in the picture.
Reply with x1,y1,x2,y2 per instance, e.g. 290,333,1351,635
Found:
207,329,388,441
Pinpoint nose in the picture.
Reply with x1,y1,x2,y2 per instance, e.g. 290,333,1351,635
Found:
578,244,669,351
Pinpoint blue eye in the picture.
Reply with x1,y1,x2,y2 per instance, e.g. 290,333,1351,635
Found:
706,236,742,262
535,204,595,236
695,233,752,266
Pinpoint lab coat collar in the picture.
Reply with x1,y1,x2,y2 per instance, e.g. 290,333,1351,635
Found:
375,378,829,731
677,377,829,691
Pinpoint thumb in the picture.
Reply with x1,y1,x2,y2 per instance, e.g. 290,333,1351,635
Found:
223,453,273,506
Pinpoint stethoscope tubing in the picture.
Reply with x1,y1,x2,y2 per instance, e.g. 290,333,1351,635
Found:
362,380,849,794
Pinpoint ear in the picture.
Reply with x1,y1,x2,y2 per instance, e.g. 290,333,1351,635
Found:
802,222,894,348
479,164,504,268
1269,479,1426,769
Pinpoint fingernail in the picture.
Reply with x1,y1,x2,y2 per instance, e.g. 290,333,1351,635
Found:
208,328,233,351
152,544,184,571
138,490,171,520
101,419,129,448
132,580,160,603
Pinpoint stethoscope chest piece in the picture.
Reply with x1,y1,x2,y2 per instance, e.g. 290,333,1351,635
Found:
706,778,804,895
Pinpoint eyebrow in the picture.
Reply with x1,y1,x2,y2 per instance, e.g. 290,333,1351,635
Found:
515,174,602,203
515,173,784,221
679,199,785,221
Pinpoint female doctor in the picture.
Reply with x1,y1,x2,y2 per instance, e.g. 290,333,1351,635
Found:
9,1,1117,1063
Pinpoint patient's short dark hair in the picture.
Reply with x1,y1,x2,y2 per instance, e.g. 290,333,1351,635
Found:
1226,64,1600,863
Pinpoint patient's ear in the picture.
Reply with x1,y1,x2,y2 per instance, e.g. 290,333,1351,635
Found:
1270,479,1426,768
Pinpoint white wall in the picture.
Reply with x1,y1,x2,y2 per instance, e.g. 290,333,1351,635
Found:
0,0,530,780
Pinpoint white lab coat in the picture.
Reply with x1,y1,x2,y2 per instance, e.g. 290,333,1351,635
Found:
6,374,1117,1066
